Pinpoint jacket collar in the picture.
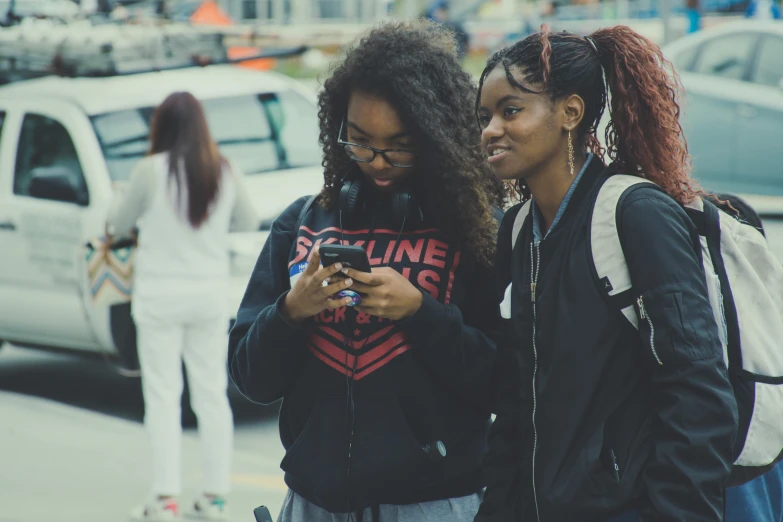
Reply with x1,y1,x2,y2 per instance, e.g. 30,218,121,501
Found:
553,154,608,228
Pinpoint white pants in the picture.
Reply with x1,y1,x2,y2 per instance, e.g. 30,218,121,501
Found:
134,287,233,498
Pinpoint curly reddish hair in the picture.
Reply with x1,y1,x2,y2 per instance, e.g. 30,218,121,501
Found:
477,24,699,205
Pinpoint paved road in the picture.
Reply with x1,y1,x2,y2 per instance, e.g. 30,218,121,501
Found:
0,344,288,522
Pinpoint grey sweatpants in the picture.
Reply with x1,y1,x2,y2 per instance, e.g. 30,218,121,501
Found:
276,489,482,522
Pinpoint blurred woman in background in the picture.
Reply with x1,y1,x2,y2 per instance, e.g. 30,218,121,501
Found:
107,91,258,522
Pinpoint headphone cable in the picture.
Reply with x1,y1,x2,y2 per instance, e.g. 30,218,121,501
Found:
340,204,408,522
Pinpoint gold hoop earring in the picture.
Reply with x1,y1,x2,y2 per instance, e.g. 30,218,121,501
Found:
567,130,575,177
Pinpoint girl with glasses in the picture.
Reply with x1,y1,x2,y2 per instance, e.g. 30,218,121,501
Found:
229,21,505,522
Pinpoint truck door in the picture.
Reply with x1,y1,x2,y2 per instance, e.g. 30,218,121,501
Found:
0,101,99,351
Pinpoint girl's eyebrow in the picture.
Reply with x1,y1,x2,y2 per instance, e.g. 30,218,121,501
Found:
495,95,525,108
347,121,370,136
478,94,526,113
348,121,410,140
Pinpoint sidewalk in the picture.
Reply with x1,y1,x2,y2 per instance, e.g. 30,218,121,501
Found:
0,390,287,522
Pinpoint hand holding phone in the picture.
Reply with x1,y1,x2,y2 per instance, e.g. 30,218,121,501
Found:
342,265,424,321
319,245,371,307
281,249,357,323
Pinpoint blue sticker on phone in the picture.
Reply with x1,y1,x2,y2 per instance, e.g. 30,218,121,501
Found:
289,262,308,286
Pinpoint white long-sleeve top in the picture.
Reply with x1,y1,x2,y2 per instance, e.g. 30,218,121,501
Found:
107,152,258,298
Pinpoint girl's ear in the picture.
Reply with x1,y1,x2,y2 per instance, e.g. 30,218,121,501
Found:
561,93,585,132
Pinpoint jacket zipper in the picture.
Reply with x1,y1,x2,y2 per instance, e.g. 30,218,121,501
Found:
636,296,662,366
610,448,621,482
530,241,542,522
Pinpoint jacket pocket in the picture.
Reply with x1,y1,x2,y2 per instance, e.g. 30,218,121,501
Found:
350,395,434,494
546,427,629,520
576,429,639,517
636,283,721,366
280,394,433,512
279,394,346,509
585,429,623,496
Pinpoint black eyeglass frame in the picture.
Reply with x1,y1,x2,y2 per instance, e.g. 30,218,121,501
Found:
337,118,418,168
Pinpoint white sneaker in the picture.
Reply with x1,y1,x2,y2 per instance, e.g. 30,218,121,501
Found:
185,494,229,521
130,497,180,521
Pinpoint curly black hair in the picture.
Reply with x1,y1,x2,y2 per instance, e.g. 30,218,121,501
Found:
317,20,505,267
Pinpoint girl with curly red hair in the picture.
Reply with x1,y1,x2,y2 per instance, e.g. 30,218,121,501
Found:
475,26,739,521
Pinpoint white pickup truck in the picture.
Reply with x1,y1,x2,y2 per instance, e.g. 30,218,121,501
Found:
0,64,324,371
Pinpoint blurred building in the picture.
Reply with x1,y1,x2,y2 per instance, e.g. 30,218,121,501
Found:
221,0,521,24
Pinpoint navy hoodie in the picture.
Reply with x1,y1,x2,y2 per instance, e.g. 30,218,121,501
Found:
228,193,502,513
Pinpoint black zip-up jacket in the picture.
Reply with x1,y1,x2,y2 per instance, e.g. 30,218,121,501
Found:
229,194,502,513
476,158,739,522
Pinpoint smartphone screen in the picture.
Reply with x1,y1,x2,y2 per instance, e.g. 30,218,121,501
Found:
319,244,372,273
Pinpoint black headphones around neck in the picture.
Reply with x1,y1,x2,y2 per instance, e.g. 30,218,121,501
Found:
338,174,424,230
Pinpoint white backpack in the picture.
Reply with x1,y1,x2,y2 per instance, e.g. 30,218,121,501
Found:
510,174,783,485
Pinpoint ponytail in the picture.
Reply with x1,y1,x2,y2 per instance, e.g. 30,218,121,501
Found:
591,26,698,204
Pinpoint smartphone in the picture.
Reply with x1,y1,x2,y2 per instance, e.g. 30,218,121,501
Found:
319,244,371,273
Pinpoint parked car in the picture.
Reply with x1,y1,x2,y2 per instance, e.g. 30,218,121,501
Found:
0,64,324,370
660,21,783,260
662,20,783,199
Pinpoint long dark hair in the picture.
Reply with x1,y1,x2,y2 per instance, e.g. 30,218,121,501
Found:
318,21,505,266
477,25,697,205
148,91,223,228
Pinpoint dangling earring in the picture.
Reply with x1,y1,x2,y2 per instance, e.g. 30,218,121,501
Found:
567,130,575,177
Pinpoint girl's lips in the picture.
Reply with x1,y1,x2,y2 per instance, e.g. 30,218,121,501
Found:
488,149,510,164
371,177,395,188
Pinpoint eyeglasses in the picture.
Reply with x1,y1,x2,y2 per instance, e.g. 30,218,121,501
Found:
337,119,417,168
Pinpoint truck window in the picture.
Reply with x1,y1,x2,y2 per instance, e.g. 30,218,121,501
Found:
14,113,87,200
201,94,279,175
90,108,150,185
260,90,321,170
91,90,321,181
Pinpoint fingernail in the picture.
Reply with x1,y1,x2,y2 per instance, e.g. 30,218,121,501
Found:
345,278,353,286
334,263,343,270
341,268,349,274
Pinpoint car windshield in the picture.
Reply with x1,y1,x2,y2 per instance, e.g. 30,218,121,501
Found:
90,90,321,181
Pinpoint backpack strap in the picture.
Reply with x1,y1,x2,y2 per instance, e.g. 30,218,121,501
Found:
511,199,533,251
500,199,533,320
590,175,655,329
288,194,319,260
688,198,740,370
296,194,319,231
